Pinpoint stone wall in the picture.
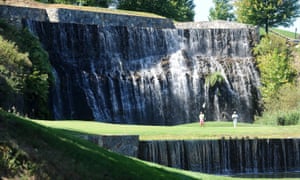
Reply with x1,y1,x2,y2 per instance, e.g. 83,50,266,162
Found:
0,5,48,28
0,4,175,28
175,20,258,29
83,135,139,157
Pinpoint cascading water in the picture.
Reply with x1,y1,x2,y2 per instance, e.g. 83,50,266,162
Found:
25,21,261,125
138,139,300,175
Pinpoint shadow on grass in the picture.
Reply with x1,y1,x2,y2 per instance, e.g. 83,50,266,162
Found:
0,110,201,180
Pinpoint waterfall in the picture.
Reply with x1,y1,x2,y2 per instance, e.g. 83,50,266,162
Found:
138,139,300,175
25,20,261,124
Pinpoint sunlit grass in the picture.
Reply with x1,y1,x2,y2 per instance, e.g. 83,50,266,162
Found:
260,27,300,39
0,0,165,19
271,28,299,39
34,120,300,140
1,110,263,180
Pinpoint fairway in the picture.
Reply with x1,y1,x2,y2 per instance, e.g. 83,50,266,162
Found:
33,120,300,140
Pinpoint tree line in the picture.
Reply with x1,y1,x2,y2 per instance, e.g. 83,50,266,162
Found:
37,0,300,34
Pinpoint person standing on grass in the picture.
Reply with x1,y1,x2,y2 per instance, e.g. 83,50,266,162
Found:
232,111,239,128
199,111,205,127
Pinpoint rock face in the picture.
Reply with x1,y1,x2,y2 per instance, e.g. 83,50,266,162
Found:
25,20,260,124
138,139,300,174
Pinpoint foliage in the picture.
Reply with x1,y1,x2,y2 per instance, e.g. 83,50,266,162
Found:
235,0,300,33
205,72,225,88
209,0,235,21
0,19,53,119
117,0,195,22
254,34,297,108
0,36,31,92
255,108,300,126
265,84,300,112
277,111,300,126
36,0,112,7
0,142,41,178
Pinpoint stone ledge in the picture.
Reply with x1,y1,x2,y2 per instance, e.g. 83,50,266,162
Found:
0,4,175,28
82,135,139,157
175,20,257,29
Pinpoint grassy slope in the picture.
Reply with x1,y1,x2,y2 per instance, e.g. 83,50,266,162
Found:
1,110,246,180
271,28,299,39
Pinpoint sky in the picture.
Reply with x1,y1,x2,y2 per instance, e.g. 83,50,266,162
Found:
194,0,300,33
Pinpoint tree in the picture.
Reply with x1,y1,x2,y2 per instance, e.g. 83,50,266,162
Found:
36,0,112,7
235,0,300,33
117,0,195,22
254,34,297,107
209,0,235,21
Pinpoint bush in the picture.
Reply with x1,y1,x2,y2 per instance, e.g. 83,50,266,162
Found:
0,19,52,119
256,109,300,126
277,111,300,126
254,34,297,108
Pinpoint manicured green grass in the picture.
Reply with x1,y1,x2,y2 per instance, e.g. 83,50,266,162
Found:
34,120,300,140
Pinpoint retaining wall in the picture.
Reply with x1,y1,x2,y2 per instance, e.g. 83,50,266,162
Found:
0,4,174,28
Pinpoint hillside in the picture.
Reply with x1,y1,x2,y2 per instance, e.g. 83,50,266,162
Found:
1,110,211,179
3,110,264,180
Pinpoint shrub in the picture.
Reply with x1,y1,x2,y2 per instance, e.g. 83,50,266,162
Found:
205,72,225,88
256,109,300,126
254,34,297,109
0,19,53,119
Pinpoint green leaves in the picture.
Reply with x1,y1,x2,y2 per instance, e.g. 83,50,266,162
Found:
118,0,195,22
209,0,235,21
254,35,297,107
235,0,300,33
0,19,52,119
205,72,225,88
0,36,31,91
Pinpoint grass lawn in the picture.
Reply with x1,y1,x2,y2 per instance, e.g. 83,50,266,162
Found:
34,120,300,140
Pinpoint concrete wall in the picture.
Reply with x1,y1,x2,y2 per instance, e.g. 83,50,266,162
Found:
0,5,175,28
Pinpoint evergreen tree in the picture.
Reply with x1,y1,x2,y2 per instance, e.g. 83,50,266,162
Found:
235,0,300,33
209,0,235,21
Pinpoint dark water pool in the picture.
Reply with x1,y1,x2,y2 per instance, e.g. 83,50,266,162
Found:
229,171,300,178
